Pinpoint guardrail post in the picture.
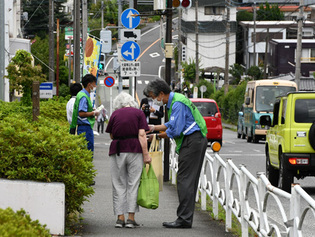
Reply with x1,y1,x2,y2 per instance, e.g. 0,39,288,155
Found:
225,159,232,231
200,158,207,211
289,184,300,237
240,165,249,237
257,172,267,234
212,155,219,219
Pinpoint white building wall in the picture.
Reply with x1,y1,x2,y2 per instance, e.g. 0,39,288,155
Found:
186,33,236,68
182,6,237,21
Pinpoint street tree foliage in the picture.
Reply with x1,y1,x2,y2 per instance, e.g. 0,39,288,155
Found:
257,2,284,21
22,0,71,38
247,65,263,80
6,50,46,106
229,64,245,85
182,59,196,83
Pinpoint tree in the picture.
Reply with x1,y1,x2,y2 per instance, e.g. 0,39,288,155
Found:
229,64,245,84
6,50,46,105
182,59,196,83
257,2,284,21
22,0,70,38
247,66,263,80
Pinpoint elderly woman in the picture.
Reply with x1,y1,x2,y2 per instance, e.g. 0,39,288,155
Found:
105,92,151,228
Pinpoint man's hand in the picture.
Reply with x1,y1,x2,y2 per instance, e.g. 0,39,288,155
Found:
147,134,154,142
94,110,100,116
147,124,155,133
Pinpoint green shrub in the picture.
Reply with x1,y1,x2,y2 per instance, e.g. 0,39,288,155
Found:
0,208,50,236
213,81,247,124
0,100,96,231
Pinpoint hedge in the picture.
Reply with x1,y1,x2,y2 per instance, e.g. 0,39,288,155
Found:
0,208,50,237
0,98,96,232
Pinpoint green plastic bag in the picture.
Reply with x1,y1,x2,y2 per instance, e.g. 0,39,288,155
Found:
137,164,159,209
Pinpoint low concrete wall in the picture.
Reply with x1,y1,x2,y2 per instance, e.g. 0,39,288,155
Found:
0,179,65,235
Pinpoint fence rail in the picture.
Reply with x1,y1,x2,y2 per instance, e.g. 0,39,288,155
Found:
169,139,315,237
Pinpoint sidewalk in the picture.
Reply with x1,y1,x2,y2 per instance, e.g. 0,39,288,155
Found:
81,132,235,237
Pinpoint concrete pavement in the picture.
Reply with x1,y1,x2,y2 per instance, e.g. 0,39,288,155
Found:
81,132,235,237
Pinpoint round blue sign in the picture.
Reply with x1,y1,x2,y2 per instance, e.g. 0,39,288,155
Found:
121,8,140,29
121,41,141,61
104,76,115,87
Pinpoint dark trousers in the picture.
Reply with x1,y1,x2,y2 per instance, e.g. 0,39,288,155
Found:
97,120,104,133
77,125,94,153
176,131,208,226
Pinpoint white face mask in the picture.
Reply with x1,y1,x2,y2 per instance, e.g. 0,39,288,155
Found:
90,85,96,93
153,98,163,106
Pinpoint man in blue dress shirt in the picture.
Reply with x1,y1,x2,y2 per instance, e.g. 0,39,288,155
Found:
144,79,208,228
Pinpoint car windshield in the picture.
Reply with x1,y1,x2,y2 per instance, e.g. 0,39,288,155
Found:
255,86,296,112
192,102,218,117
295,99,315,123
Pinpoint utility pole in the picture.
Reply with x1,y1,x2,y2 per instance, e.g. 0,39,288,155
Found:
163,0,173,182
195,0,199,84
224,0,230,94
118,0,123,93
263,28,269,78
178,8,182,90
82,0,88,54
253,2,257,67
295,0,303,90
74,0,81,83
49,0,55,82
101,1,104,29
0,0,4,100
56,19,60,96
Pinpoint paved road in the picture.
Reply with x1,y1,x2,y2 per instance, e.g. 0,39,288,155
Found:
81,132,235,237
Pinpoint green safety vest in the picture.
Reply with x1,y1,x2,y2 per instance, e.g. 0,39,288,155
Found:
70,91,95,131
168,93,207,153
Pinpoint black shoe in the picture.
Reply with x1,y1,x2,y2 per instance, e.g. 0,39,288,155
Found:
162,221,191,228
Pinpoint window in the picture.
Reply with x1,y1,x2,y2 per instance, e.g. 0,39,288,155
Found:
281,99,287,124
299,48,315,62
205,6,225,15
295,99,315,123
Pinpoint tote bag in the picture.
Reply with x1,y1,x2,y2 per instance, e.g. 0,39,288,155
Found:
148,134,163,191
137,164,159,209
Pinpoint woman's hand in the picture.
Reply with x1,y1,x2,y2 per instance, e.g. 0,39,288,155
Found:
143,154,152,164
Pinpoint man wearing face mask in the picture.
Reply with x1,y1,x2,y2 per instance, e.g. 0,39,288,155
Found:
70,74,100,153
143,79,208,229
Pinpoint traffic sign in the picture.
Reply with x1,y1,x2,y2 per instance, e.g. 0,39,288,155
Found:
40,82,53,99
121,8,140,29
121,41,140,61
104,76,115,87
120,29,141,41
120,62,141,77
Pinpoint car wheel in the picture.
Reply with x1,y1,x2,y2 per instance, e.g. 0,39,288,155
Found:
246,133,252,143
237,126,241,138
253,135,259,143
241,127,246,139
266,145,279,186
278,151,293,193
309,122,315,150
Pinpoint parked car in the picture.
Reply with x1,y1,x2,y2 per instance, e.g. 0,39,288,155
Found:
261,92,315,192
237,104,246,139
190,98,222,145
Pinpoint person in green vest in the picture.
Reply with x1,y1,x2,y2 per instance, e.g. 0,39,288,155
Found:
143,79,208,229
70,74,100,153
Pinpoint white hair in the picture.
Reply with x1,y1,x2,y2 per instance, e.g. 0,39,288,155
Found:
113,92,138,110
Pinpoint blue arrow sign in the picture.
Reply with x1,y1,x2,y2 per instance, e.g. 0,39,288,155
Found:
121,8,140,29
121,41,141,61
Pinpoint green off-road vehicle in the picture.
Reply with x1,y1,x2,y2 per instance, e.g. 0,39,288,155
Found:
261,92,315,192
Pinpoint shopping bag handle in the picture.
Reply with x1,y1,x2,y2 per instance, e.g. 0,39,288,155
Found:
149,134,159,152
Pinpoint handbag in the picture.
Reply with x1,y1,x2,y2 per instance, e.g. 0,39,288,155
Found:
148,134,163,191
137,164,159,209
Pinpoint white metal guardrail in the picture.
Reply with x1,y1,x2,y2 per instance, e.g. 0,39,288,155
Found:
169,139,315,237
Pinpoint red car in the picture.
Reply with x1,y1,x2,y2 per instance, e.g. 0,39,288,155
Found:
190,98,223,145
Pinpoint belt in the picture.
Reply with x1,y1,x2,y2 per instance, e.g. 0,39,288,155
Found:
114,135,138,156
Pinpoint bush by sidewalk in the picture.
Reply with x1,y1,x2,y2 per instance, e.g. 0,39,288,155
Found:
0,99,96,233
0,207,50,236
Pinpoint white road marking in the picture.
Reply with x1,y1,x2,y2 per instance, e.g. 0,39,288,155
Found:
149,52,160,58
137,80,142,84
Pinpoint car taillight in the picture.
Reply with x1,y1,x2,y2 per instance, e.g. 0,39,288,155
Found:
288,158,309,165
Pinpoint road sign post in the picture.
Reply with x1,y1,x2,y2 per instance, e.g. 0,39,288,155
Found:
104,76,115,87
121,8,140,29
121,41,140,61
120,62,141,77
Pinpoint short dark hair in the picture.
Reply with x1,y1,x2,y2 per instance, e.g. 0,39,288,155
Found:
81,74,97,88
143,79,171,97
70,83,82,96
